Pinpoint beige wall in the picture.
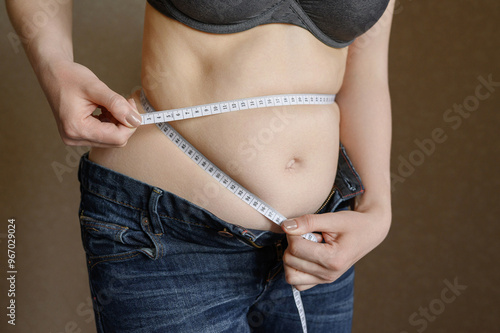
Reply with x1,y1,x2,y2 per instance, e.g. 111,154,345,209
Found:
1,1,498,332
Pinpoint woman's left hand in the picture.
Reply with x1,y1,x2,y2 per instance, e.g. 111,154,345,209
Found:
281,207,391,291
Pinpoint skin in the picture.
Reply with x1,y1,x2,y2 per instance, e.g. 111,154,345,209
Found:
7,0,395,292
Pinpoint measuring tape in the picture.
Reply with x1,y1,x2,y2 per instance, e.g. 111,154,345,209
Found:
141,90,336,125
140,90,337,332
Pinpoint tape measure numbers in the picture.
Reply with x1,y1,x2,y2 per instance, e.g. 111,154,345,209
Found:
141,91,336,125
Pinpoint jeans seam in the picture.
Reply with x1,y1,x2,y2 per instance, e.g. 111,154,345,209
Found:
143,218,165,258
88,252,141,271
88,277,105,333
80,217,130,231
83,187,144,212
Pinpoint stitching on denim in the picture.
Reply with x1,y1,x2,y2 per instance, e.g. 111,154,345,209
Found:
337,187,364,199
159,214,212,229
84,187,228,232
89,252,140,270
87,274,105,332
149,223,162,257
80,216,131,247
156,233,165,257
143,220,156,257
80,217,130,231
144,220,165,258
84,187,144,212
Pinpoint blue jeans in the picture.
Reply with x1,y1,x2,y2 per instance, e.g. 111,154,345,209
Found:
78,145,364,333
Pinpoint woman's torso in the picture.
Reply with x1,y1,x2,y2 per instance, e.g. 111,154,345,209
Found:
89,3,347,232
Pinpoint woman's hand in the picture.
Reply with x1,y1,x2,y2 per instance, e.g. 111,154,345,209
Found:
39,60,142,147
6,1,139,147
281,206,391,291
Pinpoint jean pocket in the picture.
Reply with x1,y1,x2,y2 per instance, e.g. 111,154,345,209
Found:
80,215,159,270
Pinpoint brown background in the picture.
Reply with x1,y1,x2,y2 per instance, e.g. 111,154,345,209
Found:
1,1,498,332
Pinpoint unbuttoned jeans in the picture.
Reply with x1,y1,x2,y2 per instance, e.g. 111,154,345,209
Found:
77,145,364,333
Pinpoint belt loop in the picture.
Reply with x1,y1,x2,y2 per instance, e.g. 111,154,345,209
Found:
148,187,165,235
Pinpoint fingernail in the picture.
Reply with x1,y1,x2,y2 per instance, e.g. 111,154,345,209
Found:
283,219,297,230
128,98,138,111
126,112,142,127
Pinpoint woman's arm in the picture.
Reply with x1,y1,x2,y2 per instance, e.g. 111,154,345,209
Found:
336,0,394,221
281,0,395,291
6,0,141,147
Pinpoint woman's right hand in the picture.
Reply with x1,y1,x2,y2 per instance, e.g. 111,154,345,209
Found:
40,60,142,147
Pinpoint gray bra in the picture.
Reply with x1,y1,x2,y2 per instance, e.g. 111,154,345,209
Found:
147,0,390,48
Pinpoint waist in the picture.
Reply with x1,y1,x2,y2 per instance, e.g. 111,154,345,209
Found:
90,89,340,230
89,11,347,230
78,152,354,247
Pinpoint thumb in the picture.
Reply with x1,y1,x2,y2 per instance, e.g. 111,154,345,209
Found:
88,82,142,128
281,214,319,235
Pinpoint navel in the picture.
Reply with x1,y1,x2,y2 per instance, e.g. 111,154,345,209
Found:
285,158,297,171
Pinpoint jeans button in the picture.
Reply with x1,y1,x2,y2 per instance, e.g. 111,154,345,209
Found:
217,229,233,238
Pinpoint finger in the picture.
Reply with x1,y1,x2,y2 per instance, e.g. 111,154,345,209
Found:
313,232,324,243
98,107,120,125
80,116,136,147
295,284,317,292
284,260,346,291
286,234,339,265
62,112,137,147
284,243,338,280
85,83,142,128
63,138,127,148
281,212,350,236
283,263,330,288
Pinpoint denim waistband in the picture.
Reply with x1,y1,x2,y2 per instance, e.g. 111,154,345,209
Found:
78,153,284,246
78,144,363,247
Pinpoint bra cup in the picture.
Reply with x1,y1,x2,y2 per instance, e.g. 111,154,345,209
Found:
168,0,278,24
298,0,390,42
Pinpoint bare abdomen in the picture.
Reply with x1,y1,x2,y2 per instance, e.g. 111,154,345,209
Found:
89,5,345,231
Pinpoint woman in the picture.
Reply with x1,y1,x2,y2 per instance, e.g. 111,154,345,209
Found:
7,0,394,332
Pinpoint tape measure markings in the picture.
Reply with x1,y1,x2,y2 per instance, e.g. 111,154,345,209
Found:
155,120,289,226
141,91,336,125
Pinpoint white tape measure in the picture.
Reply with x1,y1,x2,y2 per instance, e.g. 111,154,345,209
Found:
141,91,336,125
140,90,337,333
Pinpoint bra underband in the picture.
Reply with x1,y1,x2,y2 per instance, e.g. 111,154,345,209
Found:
147,0,391,48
